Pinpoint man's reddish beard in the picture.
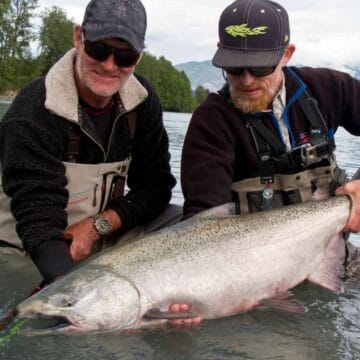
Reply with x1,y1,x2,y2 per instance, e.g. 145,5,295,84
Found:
229,82,279,114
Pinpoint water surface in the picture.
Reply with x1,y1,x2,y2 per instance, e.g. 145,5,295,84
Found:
0,106,360,359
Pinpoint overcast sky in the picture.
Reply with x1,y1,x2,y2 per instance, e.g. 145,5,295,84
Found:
37,0,360,70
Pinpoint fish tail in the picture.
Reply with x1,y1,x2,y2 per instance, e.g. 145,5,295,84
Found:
307,233,345,293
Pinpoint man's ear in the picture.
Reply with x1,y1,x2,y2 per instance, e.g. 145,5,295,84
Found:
282,44,296,66
135,52,143,66
73,25,82,49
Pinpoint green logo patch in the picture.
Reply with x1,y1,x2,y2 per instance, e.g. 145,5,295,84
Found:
225,24,268,37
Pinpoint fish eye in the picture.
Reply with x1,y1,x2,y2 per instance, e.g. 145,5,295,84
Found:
61,298,76,307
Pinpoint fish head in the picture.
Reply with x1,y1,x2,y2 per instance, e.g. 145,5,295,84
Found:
16,264,141,334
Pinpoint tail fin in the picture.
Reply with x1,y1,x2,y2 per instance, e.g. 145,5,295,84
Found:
308,233,345,294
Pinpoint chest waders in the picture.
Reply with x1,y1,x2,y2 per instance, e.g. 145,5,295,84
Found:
231,90,347,214
0,111,137,250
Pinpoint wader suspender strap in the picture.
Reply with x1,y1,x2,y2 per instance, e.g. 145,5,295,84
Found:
243,87,335,177
126,111,137,139
244,115,286,183
245,117,286,156
67,126,82,162
66,111,138,163
109,111,137,200
297,89,328,143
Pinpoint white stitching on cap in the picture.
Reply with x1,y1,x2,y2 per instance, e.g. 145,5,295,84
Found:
233,8,237,13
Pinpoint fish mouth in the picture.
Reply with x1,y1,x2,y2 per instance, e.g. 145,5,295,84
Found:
18,313,81,335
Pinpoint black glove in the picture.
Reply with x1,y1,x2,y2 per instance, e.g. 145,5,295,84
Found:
30,240,74,284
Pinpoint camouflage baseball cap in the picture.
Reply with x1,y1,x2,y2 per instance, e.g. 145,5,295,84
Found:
212,0,290,68
82,0,147,53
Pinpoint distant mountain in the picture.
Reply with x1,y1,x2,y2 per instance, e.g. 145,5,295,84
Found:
175,60,224,92
175,60,360,92
347,66,360,79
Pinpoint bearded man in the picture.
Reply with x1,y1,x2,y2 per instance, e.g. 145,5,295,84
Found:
181,0,360,236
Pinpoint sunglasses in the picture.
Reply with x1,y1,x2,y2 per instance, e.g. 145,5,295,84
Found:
83,40,140,68
224,65,277,77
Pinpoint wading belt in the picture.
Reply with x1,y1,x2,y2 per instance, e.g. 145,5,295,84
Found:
243,90,335,183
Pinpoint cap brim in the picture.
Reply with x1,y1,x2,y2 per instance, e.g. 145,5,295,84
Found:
83,24,145,54
212,47,285,68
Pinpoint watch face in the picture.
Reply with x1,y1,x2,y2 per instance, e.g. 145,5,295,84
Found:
94,216,112,236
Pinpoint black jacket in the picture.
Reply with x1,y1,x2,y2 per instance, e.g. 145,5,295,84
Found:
181,67,360,218
0,50,176,282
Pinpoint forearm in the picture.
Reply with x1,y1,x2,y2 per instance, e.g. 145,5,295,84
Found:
181,112,235,218
109,173,174,231
109,96,175,229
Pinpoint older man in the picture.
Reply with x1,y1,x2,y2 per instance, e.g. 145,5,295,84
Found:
0,0,176,283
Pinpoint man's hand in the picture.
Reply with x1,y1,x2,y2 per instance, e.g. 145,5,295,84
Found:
65,217,99,262
65,209,122,262
168,304,202,325
335,179,360,232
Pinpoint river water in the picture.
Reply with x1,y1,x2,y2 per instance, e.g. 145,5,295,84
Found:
1,104,360,359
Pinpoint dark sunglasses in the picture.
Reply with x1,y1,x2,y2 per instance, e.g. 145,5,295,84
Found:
224,65,277,77
83,40,140,68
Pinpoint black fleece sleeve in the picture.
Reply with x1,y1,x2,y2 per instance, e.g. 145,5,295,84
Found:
181,97,236,219
0,83,72,281
108,76,176,231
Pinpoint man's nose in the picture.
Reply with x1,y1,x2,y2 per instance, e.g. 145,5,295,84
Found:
235,69,256,86
100,53,118,71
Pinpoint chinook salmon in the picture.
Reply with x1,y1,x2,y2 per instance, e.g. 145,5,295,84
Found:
15,196,351,334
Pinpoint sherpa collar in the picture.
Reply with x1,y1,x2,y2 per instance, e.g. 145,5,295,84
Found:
44,48,148,123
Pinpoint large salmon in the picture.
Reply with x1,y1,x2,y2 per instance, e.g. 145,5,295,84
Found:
15,196,350,333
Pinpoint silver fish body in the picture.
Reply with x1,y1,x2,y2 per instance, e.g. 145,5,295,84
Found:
16,196,350,333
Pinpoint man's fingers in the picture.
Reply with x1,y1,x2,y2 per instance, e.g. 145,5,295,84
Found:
169,303,189,312
168,303,202,326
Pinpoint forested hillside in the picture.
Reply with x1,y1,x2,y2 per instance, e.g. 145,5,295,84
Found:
0,0,205,112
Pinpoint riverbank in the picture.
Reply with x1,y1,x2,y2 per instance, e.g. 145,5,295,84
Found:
0,89,17,101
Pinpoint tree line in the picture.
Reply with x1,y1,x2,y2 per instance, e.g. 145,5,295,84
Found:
0,0,209,112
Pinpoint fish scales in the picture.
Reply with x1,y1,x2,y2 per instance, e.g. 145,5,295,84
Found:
15,196,350,333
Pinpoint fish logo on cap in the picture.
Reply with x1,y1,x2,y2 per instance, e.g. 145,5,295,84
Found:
225,24,268,38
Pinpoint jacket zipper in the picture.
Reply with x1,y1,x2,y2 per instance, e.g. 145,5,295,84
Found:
66,108,133,212
105,110,131,161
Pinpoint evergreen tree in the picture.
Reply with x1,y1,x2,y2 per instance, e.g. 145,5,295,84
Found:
136,52,196,113
0,3,197,114
39,6,74,74
0,0,38,91
5,0,38,59
195,85,210,105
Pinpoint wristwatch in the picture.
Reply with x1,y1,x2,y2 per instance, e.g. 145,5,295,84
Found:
93,214,112,236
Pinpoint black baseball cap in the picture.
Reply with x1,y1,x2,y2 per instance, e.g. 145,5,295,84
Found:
212,0,290,68
82,0,147,53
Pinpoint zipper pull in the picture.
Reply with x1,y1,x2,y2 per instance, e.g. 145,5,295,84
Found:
93,184,98,207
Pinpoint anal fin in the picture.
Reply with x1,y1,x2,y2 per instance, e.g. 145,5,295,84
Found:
262,292,307,314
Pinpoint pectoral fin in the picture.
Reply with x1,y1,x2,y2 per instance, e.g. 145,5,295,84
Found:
144,307,198,320
262,292,307,314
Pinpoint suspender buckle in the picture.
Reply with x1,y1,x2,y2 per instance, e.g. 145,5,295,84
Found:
300,141,330,167
262,184,274,210
260,175,274,185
